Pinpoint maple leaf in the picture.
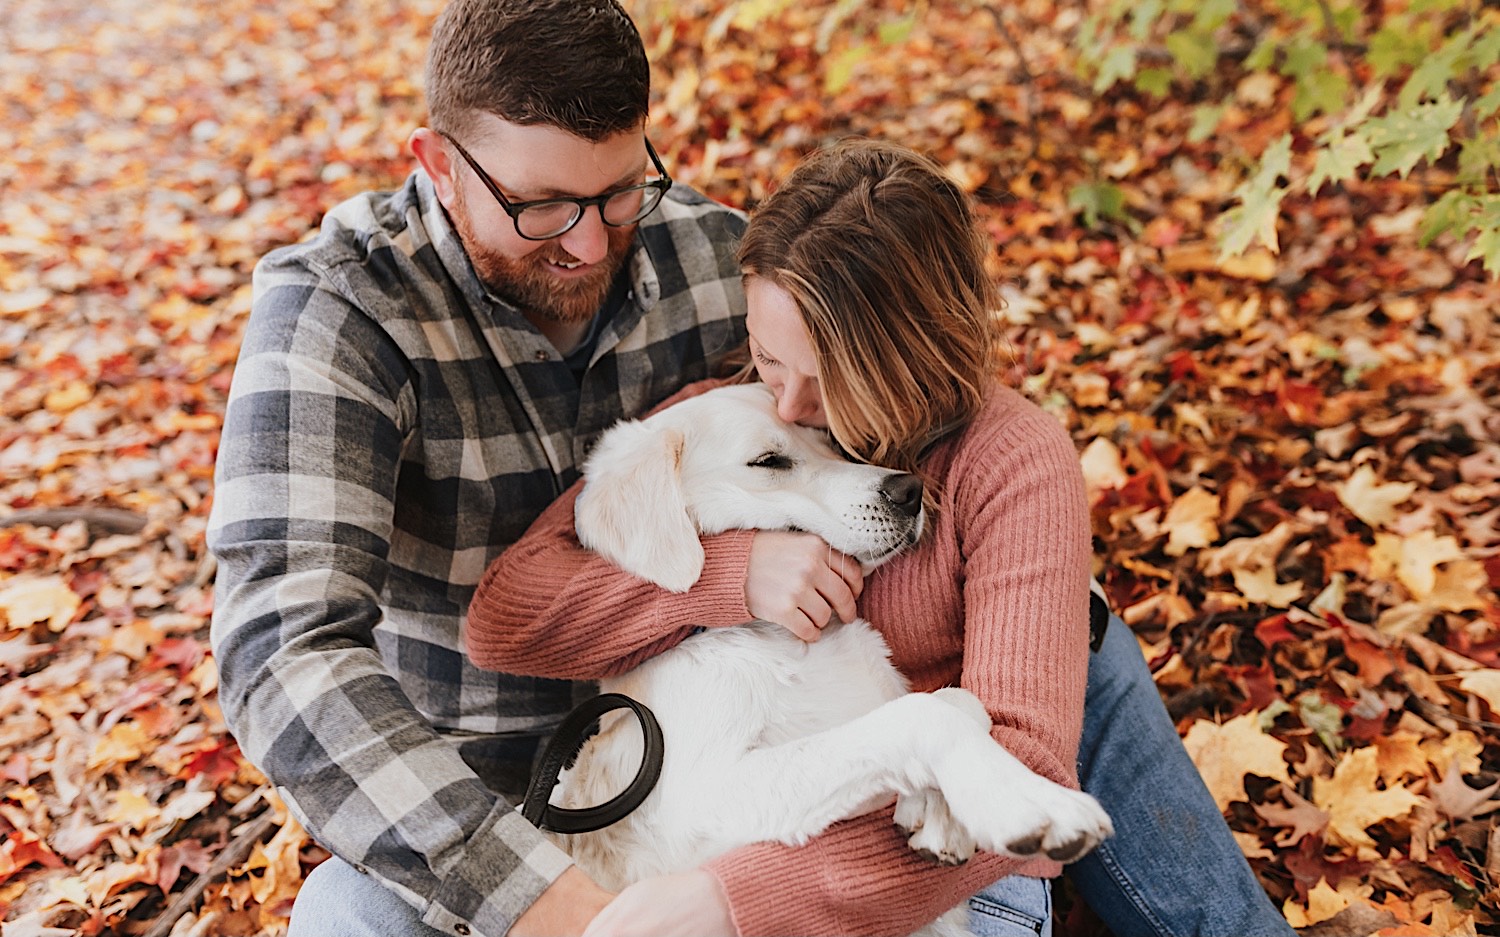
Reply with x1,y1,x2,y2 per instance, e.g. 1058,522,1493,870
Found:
1232,566,1305,608
1284,877,1351,928
1079,437,1128,497
1182,710,1292,812
1312,746,1426,847
1162,486,1220,557
1371,531,1468,601
158,839,215,894
1362,94,1463,177
0,575,81,632
1427,758,1500,820
1254,787,1329,847
1219,135,1292,257
1334,465,1416,529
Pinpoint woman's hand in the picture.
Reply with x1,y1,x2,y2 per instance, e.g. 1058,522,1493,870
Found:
581,869,737,937
746,530,864,641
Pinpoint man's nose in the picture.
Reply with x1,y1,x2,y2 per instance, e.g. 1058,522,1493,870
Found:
558,207,610,265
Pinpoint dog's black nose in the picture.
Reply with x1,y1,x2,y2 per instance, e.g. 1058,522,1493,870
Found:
880,473,924,517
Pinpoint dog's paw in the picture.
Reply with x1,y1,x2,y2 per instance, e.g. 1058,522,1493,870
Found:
992,783,1113,862
895,788,975,866
937,756,1113,863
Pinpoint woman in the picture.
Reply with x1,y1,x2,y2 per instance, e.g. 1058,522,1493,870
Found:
468,138,1082,937
467,140,1289,937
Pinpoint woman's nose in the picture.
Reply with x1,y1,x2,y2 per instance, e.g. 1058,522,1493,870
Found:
776,379,821,425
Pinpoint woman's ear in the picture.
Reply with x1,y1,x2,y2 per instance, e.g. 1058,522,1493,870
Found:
575,421,705,593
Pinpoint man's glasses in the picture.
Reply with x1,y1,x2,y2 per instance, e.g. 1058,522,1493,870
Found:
440,131,673,241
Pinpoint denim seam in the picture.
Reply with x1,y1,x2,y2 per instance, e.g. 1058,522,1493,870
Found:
1092,839,1182,935
1097,842,1177,937
968,899,1044,935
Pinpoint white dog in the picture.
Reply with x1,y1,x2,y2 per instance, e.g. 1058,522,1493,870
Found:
550,383,1112,937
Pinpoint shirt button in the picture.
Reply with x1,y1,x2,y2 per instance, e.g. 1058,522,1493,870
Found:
455,925,471,936
534,350,550,361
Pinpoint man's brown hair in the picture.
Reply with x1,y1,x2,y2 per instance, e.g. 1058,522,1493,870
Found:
425,0,650,143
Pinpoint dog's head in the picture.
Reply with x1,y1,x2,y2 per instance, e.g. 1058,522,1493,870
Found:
576,383,925,592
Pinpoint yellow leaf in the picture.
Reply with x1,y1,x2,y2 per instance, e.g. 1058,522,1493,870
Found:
0,575,81,632
88,721,150,772
43,380,93,414
1335,465,1416,528
1079,437,1127,497
1459,671,1500,713
1371,531,1467,600
106,788,161,832
1231,566,1305,608
1375,732,1429,784
1163,486,1220,557
1200,522,1296,576
1182,710,1291,812
1427,560,1490,613
1422,730,1482,776
1284,878,1350,928
1312,746,1425,847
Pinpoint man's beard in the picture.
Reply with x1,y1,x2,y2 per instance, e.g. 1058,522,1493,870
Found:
450,183,635,326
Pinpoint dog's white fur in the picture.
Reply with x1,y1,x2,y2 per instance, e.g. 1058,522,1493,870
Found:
556,383,1112,937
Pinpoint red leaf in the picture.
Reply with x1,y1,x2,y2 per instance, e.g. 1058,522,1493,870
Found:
147,636,205,673
1255,614,1298,647
181,739,241,784
158,838,216,894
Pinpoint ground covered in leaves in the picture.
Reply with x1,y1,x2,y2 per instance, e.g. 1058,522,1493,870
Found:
2,1,1497,935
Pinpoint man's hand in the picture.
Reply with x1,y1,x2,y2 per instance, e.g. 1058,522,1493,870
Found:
508,866,613,937
582,869,736,937
746,530,864,641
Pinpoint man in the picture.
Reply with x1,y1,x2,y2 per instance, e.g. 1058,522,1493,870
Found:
208,1,1296,935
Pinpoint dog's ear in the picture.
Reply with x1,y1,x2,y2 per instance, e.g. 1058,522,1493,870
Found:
575,422,705,593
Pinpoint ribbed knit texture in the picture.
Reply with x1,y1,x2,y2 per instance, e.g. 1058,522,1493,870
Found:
467,379,1093,936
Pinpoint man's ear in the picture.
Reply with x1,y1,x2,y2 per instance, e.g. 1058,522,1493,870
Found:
575,422,705,593
409,128,459,210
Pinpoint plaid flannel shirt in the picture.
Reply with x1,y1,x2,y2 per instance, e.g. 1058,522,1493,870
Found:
208,171,747,936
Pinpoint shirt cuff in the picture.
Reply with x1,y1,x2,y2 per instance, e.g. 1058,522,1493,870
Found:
421,803,574,937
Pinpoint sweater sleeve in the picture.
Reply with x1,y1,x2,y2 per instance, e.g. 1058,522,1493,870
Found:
703,391,1093,936
465,378,758,679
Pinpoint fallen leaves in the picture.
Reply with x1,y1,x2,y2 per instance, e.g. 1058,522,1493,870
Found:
4,0,1499,934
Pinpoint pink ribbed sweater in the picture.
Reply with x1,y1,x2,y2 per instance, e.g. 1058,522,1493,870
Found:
466,379,1093,937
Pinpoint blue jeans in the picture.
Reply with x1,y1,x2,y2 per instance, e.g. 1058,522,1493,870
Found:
969,876,1051,936
1066,614,1294,937
290,615,1293,936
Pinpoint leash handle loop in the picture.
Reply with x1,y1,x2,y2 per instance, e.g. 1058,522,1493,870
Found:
521,692,664,834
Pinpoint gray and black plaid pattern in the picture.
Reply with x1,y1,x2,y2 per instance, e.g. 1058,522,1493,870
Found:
208,172,747,936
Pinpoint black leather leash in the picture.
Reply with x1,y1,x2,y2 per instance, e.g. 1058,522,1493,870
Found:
521,692,665,834
1089,589,1110,653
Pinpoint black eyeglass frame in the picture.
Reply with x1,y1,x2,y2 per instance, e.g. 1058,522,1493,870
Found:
439,131,673,241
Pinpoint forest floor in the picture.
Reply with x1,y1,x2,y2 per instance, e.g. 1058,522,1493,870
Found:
2,0,1498,934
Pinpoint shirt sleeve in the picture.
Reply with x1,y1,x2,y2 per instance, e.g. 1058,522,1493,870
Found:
208,253,570,937
703,398,1093,936
465,379,758,679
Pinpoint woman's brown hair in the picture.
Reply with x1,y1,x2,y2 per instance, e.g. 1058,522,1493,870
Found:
736,139,1001,489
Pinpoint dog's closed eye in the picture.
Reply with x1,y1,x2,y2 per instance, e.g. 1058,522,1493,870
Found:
747,452,795,470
